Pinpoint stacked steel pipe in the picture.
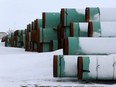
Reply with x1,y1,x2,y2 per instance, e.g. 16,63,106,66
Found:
58,8,86,48
53,55,116,80
39,12,60,52
2,30,25,48
53,7,116,81
2,7,116,81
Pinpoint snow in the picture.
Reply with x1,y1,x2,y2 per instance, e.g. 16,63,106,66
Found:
0,41,116,87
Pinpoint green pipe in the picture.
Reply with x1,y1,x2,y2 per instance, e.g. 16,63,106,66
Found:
42,42,50,52
78,55,116,80
22,34,25,48
89,7,100,21
88,21,101,37
39,28,43,42
37,19,42,28
43,28,57,42
29,32,31,42
64,9,78,26
18,30,22,36
64,37,116,55
53,55,65,77
82,56,90,80
30,24,32,32
64,27,70,38
42,12,60,28
62,8,85,27
70,22,79,37
62,37,77,55
92,21,101,36
51,40,58,51
11,32,14,37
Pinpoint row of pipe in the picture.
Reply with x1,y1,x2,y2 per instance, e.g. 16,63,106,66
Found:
63,37,116,55
2,7,116,50
1,7,116,81
53,55,116,80
53,7,116,81
2,30,25,48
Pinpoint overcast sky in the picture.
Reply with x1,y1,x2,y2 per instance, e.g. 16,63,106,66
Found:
0,0,116,32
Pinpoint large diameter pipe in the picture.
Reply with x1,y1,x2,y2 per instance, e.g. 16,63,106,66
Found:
34,28,43,42
63,37,116,55
34,19,42,30
70,22,88,37
86,7,116,21
60,22,88,39
25,32,31,42
22,34,25,48
53,55,116,80
42,12,60,28
50,40,58,51
43,28,58,42
38,42,53,52
88,22,116,37
53,55,77,77
71,22,116,37
61,8,85,27
78,55,116,80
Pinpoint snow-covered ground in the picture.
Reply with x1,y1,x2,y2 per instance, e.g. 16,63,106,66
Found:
0,41,116,87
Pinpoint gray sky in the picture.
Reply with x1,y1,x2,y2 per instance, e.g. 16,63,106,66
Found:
0,0,116,32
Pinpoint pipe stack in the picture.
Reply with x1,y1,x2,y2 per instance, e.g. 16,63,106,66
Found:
53,7,116,81
1,7,116,81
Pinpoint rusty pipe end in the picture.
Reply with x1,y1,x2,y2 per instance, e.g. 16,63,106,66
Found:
60,8,65,27
88,22,93,37
85,7,90,22
70,22,74,37
63,38,68,55
78,56,83,80
53,55,58,77
42,12,45,28
50,40,53,51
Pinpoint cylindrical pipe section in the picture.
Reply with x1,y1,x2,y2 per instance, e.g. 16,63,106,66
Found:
60,8,85,27
25,32,32,51
38,42,50,52
88,22,116,37
35,28,43,42
71,21,116,37
43,28,58,42
86,7,116,21
29,24,32,32
63,37,116,55
35,19,42,30
53,55,78,77
32,21,35,30
60,22,89,38
78,55,116,80
60,22,88,39
79,23,88,37
42,12,60,28
50,40,58,51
